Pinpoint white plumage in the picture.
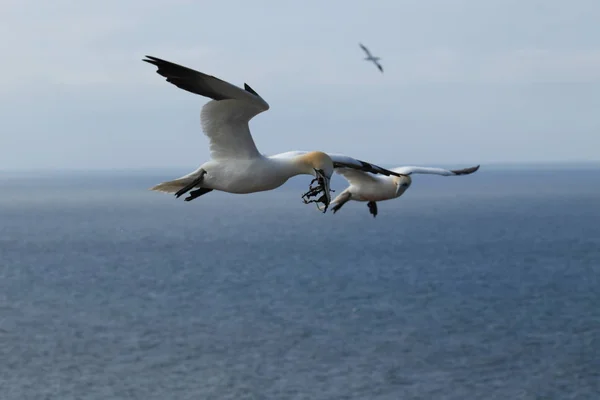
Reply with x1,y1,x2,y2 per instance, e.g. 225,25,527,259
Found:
143,56,405,212
331,165,480,217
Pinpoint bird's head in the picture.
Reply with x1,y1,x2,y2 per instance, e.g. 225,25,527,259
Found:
393,175,412,197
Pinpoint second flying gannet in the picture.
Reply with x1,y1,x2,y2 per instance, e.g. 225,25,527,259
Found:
330,164,480,217
143,56,406,212
359,43,384,73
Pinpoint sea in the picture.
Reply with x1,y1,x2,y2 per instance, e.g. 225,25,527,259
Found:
1,166,599,399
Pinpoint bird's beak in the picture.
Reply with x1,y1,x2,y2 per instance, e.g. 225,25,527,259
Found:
301,170,332,213
395,181,409,197
319,173,332,211
395,182,404,197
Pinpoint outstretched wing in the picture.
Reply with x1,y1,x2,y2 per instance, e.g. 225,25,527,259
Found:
391,165,480,176
374,60,384,73
359,43,373,58
274,151,405,177
335,167,381,185
328,153,402,176
143,55,269,160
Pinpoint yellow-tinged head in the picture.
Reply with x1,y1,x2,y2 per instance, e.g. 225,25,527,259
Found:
297,151,334,178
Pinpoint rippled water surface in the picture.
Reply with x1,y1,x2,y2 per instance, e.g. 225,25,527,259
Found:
1,168,599,399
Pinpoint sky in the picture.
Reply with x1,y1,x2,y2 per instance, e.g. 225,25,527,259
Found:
1,0,600,170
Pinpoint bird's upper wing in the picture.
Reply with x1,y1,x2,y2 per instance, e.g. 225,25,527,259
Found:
328,153,403,176
274,151,405,177
143,55,270,160
359,43,372,57
391,165,480,176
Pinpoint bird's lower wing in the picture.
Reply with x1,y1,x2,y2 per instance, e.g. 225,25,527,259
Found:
200,100,263,160
392,165,480,176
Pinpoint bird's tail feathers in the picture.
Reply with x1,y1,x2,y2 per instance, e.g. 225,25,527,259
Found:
150,177,197,194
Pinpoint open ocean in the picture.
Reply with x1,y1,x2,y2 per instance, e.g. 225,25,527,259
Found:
1,166,599,399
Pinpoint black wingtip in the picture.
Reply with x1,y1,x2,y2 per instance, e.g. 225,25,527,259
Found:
244,83,260,97
382,167,408,177
451,165,480,176
142,55,163,68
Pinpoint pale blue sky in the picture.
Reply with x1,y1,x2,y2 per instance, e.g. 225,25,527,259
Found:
2,0,600,170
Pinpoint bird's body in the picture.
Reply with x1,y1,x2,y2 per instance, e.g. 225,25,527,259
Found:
143,56,404,211
154,152,329,195
331,165,480,217
344,177,399,202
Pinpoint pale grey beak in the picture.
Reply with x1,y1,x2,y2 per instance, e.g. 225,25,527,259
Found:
319,173,332,211
395,181,410,197
312,170,332,213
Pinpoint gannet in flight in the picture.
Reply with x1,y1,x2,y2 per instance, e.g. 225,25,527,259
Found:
331,165,480,217
359,43,383,73
143,56,406,212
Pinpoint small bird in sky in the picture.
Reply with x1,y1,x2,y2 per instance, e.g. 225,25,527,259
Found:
359,43,383,73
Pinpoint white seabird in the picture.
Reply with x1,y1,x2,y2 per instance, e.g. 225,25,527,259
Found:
143,56,406,212
330,164,480,217
359,43,383,73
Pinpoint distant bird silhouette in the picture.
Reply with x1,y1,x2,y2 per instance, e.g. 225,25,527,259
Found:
359,43,383,73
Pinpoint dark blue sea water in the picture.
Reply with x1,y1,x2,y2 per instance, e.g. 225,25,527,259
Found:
1,167,599,399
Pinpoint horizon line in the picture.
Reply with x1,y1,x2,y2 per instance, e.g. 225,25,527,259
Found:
2,160,600,174
0,160,600,174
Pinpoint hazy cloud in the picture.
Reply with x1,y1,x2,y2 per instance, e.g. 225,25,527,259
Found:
1,0,599,169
